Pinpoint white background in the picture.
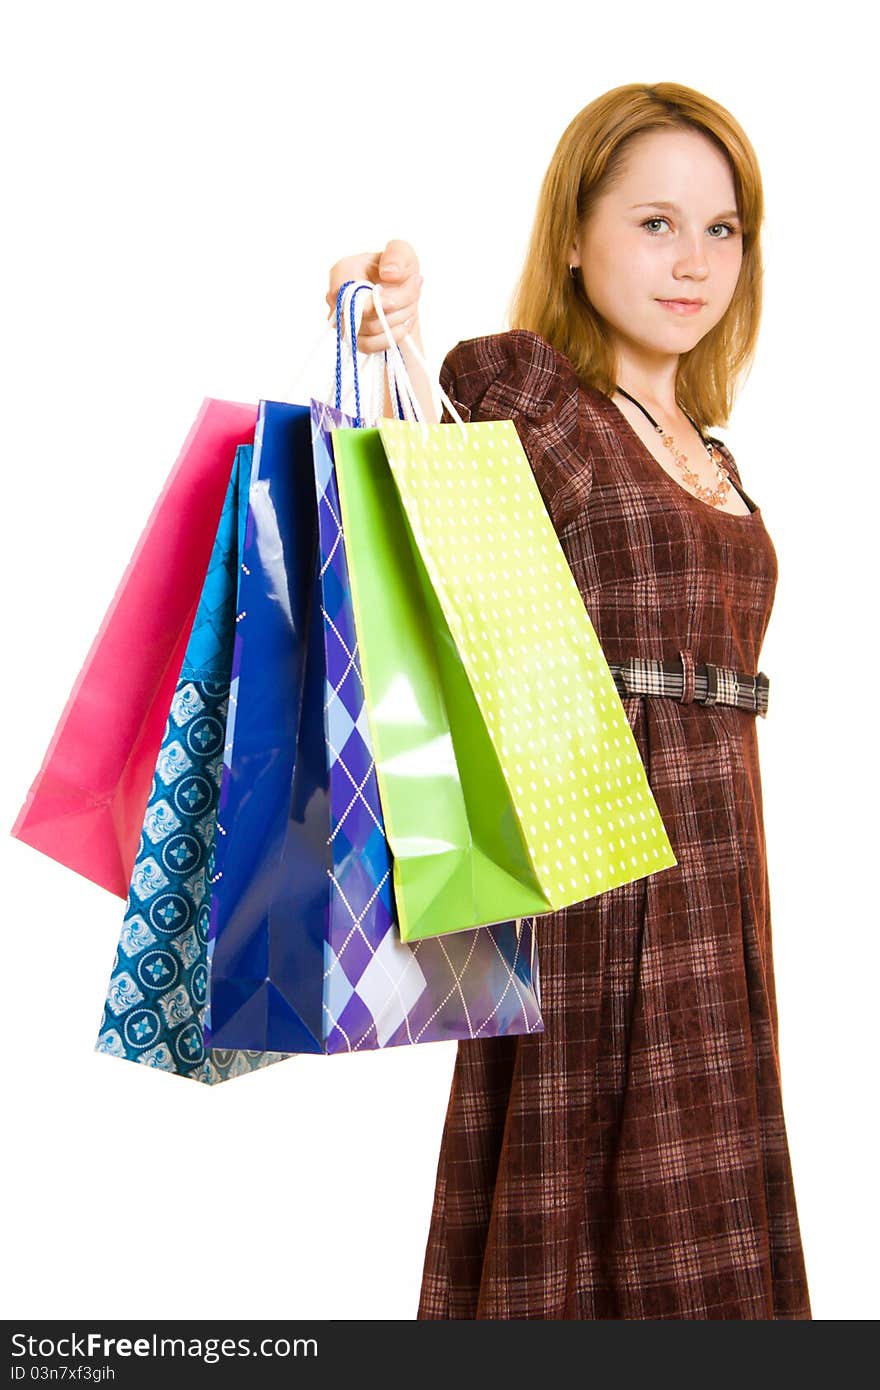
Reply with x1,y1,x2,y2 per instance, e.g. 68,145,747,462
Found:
2,0,876,1323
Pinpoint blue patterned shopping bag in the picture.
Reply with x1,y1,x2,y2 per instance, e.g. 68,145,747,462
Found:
204,396,543,1054
94,444,292,1084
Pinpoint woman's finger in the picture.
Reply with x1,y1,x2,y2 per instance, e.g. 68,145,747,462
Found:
360,275,422,325
324,256,422,348
363,297,416,329
356,318,415,353
327,283,418,326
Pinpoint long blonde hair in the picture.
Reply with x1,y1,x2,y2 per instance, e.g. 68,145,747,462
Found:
505,82,765,429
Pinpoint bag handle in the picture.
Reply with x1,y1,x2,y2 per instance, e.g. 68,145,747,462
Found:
338,281,418,426
284,280,404,424
368,284,466,436
332,279,445,427
284,278,467,434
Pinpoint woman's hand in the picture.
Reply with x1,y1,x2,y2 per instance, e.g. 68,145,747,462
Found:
325,237,436,423
326,239,423,354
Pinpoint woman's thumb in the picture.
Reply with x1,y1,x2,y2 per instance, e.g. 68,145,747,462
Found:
379,239,408,279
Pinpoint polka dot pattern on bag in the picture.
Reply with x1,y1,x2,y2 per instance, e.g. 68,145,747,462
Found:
377,418,677,904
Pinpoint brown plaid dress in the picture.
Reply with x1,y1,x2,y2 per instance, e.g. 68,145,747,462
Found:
416,329,811,1320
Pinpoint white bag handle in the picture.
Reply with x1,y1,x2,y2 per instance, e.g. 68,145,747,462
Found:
369,284,467,436
285,317,338,404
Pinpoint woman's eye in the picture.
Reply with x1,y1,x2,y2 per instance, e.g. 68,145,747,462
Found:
642,217,738,238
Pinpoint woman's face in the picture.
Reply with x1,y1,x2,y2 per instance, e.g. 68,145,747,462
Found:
571,127,744,366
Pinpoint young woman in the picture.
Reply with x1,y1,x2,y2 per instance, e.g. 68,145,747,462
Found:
327,82,811,1320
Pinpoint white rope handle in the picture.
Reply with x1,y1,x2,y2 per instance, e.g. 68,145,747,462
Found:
285,317,338,404
369,284,467,438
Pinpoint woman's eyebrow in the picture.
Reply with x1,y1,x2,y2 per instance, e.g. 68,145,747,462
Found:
631,200,741,219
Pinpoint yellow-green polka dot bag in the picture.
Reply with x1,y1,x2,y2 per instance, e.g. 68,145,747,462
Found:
330,294,676,942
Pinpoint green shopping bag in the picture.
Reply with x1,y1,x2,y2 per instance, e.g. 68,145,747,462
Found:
332,412,677,943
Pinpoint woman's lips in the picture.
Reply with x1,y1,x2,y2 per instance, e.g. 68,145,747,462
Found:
656,299,703,315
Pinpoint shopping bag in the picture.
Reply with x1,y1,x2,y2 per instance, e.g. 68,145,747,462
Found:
94,442,292,1084
204,381,543,1054
330,288,677,941
10,399,258,898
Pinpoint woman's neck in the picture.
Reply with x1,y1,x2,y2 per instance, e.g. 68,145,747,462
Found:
612,351,680,420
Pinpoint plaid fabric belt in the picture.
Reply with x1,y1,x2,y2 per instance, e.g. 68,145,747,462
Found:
607,652,770,717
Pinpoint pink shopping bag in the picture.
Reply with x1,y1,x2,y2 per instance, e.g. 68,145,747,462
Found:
10,398,257,898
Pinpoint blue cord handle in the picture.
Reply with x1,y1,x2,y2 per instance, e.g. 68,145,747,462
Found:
333,280,407,426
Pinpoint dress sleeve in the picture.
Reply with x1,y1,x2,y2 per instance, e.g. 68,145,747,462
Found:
438,329,591,531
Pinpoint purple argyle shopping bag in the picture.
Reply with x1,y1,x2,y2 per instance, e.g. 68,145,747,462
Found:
204,393,544,1054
